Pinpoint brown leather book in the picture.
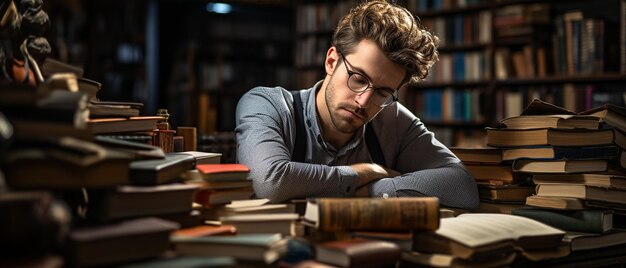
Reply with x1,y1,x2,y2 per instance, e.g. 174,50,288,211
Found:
315,238,401,268
303,197,439,232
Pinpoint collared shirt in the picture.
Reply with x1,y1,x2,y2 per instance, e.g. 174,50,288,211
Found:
235,81,479,210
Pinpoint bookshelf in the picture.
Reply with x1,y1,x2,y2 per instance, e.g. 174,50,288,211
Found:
399,0,626,147
45,0,295,136
294,0,355,88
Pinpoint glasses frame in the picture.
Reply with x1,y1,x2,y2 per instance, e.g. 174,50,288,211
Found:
340,53,400,108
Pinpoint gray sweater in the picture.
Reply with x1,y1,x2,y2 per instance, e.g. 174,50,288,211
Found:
235,82,479,210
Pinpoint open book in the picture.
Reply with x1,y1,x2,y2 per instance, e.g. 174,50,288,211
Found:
413,213,565,260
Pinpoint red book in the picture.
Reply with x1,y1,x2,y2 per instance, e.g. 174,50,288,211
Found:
196,164,250,182
171,224,236,237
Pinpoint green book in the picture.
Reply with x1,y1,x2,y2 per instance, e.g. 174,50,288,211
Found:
512,207,612,234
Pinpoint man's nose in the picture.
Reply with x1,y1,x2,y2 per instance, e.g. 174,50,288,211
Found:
354,88,375,108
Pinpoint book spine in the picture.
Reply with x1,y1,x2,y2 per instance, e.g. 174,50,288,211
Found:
318,198,440,231
512,208,608,233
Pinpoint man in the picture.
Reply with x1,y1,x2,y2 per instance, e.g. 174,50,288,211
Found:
235,0,479,210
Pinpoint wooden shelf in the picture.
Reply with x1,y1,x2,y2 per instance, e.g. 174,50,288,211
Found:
438,43,490,52
422,121,489,128
412,81,490,89
413,2,492,17
495,73,626,86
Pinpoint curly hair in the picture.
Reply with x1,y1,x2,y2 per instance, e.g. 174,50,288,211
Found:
332,0,439,85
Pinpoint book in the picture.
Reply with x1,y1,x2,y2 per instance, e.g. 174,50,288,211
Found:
401,251,517,268
512,207,613,233
512,159,608,173
478,184,535,203
172,233,287,264
315,238,401,268
486,127,614,147
4,139,135,189
89,100,142,118
118,256,236,268
464,163,516,183
186,179,253,191
194,188,254,206
219,213,299,236
476,202,525,214
196,164,250,182
502,145,620,161
450,147,503,164
536,184,626,205
532,173,626,189
203,202,294,220
564,230,626,251
499,114,600,130
77,78,101,99
65,217,178,267
87,184,199,221
580,104,626,133
171,225,236,237
303,197,439,232
94,135,165,159
129,153,196,186
350,231,412,251
525,195,588,210
412,213,565,260
88,116,162,134
175,151,222,165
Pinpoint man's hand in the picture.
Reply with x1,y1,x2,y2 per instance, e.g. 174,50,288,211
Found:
350,163,401,187
351,163,401,197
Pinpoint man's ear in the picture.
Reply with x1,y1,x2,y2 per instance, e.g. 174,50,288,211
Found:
325,47,339,76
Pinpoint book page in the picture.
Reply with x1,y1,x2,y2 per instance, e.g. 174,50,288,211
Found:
436,214,564,247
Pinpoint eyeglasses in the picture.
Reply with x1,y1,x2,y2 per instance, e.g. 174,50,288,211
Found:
340,54,399,108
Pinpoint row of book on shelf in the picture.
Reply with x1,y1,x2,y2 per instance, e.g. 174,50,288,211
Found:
412,84,626,124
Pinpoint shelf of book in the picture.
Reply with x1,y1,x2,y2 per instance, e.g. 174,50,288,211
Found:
400,0,626,146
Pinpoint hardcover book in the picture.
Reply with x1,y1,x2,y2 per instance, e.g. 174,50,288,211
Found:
87,184,199,221
478,184,535,203
172,233,287,264
401,251,517,268
65,217,178,267
512,207,613,233
499,114,600,130
89,100,142,118
580,104,626,133
412,213,565,260
303,197,439,232
512,159,608,173
536,184,626,205
195,164,251,182
4,138,135,189
219,213,299,236
315,238,401,268
532,173,626,189
502,145,620,161
88,116,162,134
525,195,588,210
486,127,614,147
564,230,626,251
130,153,196,186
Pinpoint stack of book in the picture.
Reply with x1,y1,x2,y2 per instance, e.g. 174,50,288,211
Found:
451,146,535,214
186,163,254,209
485,99,626,254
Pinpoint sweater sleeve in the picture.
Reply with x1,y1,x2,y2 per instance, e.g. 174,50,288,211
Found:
367,105,480,211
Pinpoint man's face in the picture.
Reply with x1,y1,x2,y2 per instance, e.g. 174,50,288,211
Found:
324,40,406,134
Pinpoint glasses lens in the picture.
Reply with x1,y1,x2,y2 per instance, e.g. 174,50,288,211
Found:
347,73,369,92
376,90,394,107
